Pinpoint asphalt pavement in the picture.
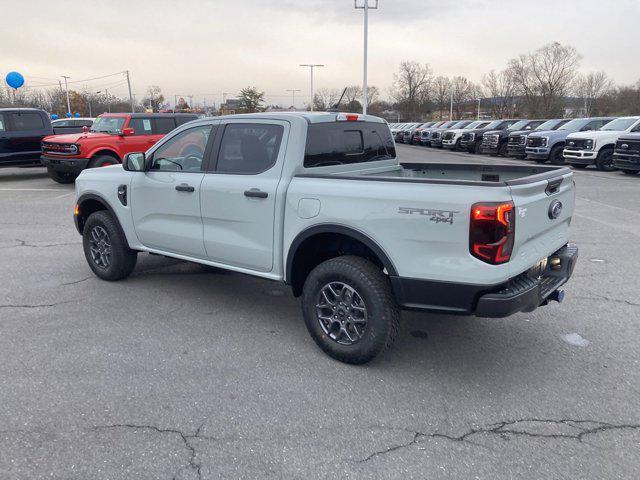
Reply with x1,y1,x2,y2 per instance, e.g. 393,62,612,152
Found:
0,147,638,479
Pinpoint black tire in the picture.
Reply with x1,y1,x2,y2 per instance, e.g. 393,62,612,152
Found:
89,155,119,169
454,139,461,151
47,166,77,184
595,148,616,171
83,211,137,281
622,169,640,175
498,142,508,157
474,141,483,154
301,256,400,365
549,145,565,165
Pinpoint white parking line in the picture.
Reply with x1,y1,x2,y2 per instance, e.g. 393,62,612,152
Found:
0,188,68,192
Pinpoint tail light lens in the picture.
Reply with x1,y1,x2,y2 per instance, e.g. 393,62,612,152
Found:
469,202,515,265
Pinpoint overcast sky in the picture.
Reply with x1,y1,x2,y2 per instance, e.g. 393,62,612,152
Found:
2,0,639,107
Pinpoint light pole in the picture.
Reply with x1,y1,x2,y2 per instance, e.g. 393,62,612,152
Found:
477,98,481,120
61,75,71,115
449,88,453,121
286,89,301,109
355,0,378,115
300,64,324,111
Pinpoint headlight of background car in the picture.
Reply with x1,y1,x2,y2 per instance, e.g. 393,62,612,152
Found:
585,139,594,150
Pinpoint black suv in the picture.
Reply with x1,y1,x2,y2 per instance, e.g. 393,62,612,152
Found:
613,134,640,175
459,119,520,154
0,108,53,168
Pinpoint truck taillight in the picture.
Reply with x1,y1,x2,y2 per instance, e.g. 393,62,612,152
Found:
469,202,515,265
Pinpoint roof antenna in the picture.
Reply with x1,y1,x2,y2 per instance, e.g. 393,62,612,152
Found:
327,87,348,113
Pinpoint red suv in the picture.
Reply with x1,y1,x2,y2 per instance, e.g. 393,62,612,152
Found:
41,112,198,183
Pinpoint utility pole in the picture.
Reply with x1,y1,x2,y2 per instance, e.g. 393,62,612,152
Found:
61,76,71,115
286,89,301,109
125,70,134,113
299,64,324,111
355,0,378,115
477,98,481,120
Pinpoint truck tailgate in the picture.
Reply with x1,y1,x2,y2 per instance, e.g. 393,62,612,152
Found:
508,170,575,276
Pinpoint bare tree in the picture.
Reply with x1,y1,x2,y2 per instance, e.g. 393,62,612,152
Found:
391,61,433,119
507,42,581,117
432,76,451,120
482,69,518,118
450,76,478,119
142,86,165,112
313,88,341,111
574,71,614,116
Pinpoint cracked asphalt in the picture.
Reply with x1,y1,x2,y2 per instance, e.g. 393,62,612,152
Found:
0,147,639,479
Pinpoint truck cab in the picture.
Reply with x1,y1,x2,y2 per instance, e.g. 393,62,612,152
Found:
507,119,570,158
564,116,640,171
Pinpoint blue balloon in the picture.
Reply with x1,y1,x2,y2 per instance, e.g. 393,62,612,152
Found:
66,112,72,118
51,114,59,120
74,112,80,118
5,71,24,89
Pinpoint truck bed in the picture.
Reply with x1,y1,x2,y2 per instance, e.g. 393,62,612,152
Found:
298,162,570,186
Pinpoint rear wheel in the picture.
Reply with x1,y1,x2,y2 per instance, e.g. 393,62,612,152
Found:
595,148,616,171
83,210,137,281
89,155,119,169
301,256,400,364
549,145,565,165
47,166,77,184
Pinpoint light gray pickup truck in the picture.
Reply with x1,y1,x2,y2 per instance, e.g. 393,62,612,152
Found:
73,112,578,364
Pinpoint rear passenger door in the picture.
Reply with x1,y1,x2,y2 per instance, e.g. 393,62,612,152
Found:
128,117,157,151
200,120,289,272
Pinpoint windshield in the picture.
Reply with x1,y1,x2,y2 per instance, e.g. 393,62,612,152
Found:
508,120,529,131
450,121,469,129
601,118,639,131
558,119,586,131
463,121,482,129
91,116,126,134
536,119,563,131
482,120,502,130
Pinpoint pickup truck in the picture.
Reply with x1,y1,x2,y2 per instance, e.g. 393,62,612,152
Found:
507,119,569,159
460,119,520,154
442,120,491,151
73,112,578,364
613,134,640,175
429,120,472,148
480,119,537,156
564,116,640,171
41,112,198,184
525,117,615,165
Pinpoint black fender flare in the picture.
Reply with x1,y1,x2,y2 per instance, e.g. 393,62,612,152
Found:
75,193,127,242
285,224,398,284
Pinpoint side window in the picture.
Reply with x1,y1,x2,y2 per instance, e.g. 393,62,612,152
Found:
11,113,44,131
176,116,198,126
129,118,153,136
79,120,93,127
0,114,5,132
216,123,284,174
153,117,177,135
150,125,213,172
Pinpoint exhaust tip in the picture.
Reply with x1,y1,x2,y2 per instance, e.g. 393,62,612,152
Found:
549,289,565,303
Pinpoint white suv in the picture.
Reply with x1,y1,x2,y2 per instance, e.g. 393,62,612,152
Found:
564,116,640,171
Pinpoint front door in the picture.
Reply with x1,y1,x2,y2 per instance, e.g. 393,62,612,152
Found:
200,121,288,272
130,124,215,257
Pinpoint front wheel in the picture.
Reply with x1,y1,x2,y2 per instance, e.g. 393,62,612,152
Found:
549,145,565,165
301,256,400,364
89,155,119,169
474,141,483,154
47,166,77,184
595,148,615,171
83,211,137,281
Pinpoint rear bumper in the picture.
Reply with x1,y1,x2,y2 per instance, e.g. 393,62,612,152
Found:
390,244,578,317
613,153,640,171
41,155,90,173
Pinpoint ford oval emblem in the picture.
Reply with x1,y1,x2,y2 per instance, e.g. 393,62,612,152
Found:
549,200,563,219
621,143,629,149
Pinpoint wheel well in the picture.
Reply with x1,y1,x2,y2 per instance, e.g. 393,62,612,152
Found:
598,144,614,152
92,150,121,162
76,197,108,233
287,230,394,297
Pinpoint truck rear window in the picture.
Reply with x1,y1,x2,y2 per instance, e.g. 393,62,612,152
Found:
304,122,396,168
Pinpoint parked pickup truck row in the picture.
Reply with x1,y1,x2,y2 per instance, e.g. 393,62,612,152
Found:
74,112,578,364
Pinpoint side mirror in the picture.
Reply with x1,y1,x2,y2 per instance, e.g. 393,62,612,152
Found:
82,126,89,133
123,152,146,172
121,127,135,136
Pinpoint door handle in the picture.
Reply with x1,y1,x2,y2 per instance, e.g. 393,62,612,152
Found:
244,188,268,199
175,183,195,192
